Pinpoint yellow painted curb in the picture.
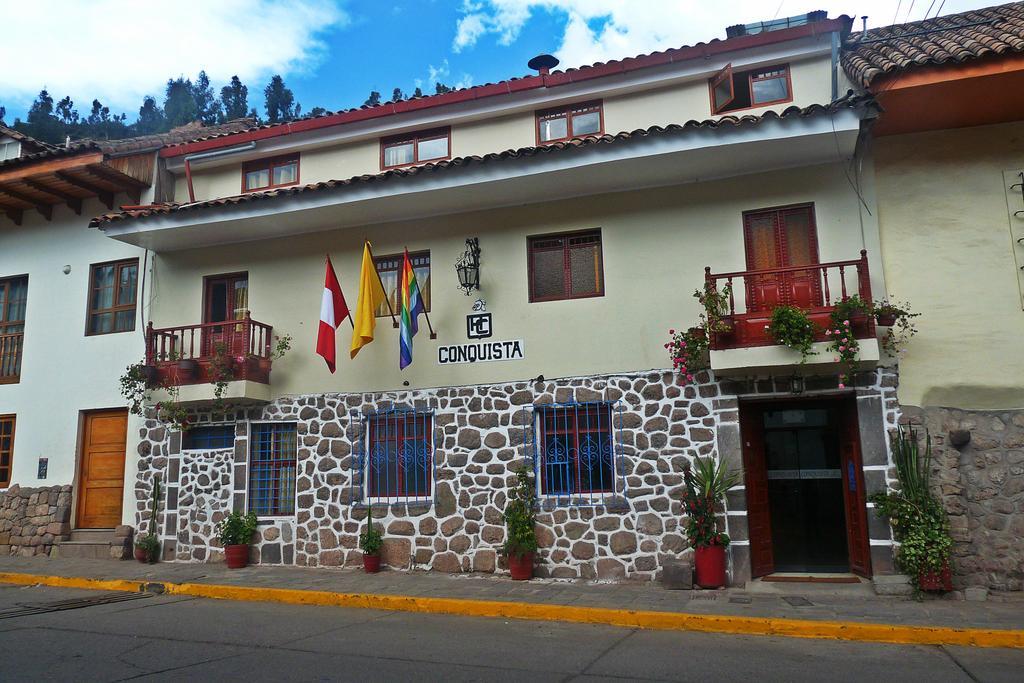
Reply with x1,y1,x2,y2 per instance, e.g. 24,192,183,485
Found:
2,571,1022,649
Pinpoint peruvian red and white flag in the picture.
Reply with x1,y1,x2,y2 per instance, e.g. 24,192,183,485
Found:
316,255,350,373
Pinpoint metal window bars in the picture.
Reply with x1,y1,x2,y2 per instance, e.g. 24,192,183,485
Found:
350,406,436,506
523,401,624,507
248,423,297,517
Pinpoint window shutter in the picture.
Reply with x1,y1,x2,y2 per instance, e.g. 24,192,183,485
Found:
710,63,735,113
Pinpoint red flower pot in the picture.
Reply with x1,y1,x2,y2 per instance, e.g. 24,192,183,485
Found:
134,546,150,563
687,326,707,342
918,561,953,592
508,552,534,580
224,544,249,569
694,545,727,589
876,313,897,327
363,553,381,573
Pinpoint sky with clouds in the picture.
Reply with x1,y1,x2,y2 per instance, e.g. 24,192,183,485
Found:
0,0,998,122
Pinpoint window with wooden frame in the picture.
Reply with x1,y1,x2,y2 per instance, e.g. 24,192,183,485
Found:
536,101,603,143
87,259,138,336
0,415,14,488
710,63,792,114
374,251,430,318
534,402,620,499
0,276,27,383
242,154,300,192
742,204,821,312
248,423,297,517
381,128,450,169
363,408,433,502
528,230,604,302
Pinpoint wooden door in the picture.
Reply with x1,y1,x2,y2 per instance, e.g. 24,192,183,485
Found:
77,410,128,529
740,406,775,577
839,399,872,577
743,205,822,312
202,273,248,356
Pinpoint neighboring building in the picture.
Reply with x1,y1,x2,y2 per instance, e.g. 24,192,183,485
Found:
92,13,903,584
0,120,252,559
843,2,1024,591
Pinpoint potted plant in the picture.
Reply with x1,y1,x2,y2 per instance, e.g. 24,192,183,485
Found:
215,510,259,569
872,299,919,355
682,456,739,589
134,477,161,563
870,426,953,593
824,297,871,389
768,305,817,363
502,466,538,580
694,280,734,335
666,326,709,385
359,505,383,573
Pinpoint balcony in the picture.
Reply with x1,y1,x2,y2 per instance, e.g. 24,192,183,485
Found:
703,250,880,375
0,332,22,384
145,313,274,405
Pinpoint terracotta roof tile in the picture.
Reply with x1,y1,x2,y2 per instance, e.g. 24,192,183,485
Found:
842,2,1024,87
91,94,877,228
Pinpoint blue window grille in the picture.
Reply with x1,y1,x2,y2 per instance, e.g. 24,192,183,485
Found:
528,401,622,505
351,407,434,504
248,423,297,516
182,425,235,450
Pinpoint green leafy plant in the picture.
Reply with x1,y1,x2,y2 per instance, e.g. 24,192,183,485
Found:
359,505,384,556
209,342,234,407
666,326,709,385
502,466,538,559
694,281,734,334
155,384,190,432
869,426,953,592
825,296,871,388
135,533,159,559
681,457,739,548
768,305,817,363
215,510,259,547
271,333,293,360
120,362,153,416
873,298,920,355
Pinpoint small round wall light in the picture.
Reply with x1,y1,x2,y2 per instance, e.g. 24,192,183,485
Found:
62,265,71,275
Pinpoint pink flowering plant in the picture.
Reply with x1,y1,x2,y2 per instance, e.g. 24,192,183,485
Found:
666,326,709,385
826,296,871,387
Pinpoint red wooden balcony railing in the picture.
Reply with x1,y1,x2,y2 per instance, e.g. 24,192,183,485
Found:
703,250,875,350
145,311,274,386
0,332,23,384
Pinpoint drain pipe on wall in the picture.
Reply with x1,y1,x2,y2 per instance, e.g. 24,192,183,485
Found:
183,142,257,203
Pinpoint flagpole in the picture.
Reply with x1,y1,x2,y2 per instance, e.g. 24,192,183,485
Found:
405,245,437,339
364,241,400,328
326,255,355,329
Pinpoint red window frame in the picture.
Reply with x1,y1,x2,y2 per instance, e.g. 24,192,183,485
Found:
537,403,615,496
380,127,451,170
248,423,297,517
527,229,605,303
535,101,604,144
741,203,822,311
709,63,792,115
749,65,793,107
242,154,300,192
366,412,433,499
0,414,14,488
86,259,138,336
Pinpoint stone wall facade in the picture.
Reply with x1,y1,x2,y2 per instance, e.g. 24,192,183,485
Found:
132,368,899,583
0,484,72,557
902,405,1024,591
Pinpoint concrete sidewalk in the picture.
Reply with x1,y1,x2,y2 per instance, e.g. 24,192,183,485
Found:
1,555,1022,647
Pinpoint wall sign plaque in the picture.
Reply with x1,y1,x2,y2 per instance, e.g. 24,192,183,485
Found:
438,339,524,365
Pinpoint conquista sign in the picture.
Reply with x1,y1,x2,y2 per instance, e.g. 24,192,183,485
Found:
437,340,525,365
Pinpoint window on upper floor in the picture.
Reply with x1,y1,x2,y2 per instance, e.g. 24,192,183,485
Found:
374,251,430,318
87,259,138,336
0,141,20,162
381,128,451,169
710,63,792,114
242,155,300,192
528,230,604,302
0,414,14,488
536,101,603,144
248,423,297,517
1,276,27,383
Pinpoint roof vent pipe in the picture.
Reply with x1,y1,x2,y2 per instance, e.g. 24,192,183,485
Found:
528,54,559,76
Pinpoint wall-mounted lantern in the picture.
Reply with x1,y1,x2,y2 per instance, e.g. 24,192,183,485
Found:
456,237,481,295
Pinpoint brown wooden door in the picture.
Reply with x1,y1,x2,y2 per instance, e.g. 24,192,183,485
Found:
740,405,775,577
77,410,128,529
743,205,822,313
840,399,872,577
202,273,248,356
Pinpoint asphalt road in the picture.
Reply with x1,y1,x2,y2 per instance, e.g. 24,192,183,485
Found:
1,583,1022,682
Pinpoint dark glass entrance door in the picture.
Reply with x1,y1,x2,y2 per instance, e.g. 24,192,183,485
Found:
762,406,849,572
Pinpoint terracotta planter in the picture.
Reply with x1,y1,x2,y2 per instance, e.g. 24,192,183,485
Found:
508,552,534,580
876,312,898,327
918,561,953,592
694,545,727,589
363,553,381,573
687,326,707,342
224,544,249,569
134,546,151,564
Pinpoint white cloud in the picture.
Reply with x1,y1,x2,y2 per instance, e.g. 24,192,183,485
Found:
0,0,348,116
452,1,997,68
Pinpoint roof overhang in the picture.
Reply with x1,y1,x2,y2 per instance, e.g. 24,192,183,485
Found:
99,105,870,252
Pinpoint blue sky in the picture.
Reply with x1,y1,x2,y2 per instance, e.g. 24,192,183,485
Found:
0,0,995,123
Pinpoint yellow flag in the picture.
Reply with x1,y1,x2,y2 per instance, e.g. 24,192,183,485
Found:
350,241,388,358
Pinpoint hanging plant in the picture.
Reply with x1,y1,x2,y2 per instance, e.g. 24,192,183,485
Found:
768,306,816,363
873,298,919,355
826,296,871,388
665,326,710,385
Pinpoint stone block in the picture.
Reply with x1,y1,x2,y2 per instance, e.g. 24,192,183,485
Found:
660,559,692,590
382,538,411,568
872,574,913,596
964,587,988,602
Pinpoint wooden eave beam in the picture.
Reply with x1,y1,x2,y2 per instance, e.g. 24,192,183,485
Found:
55,171,114,209
0,183,54,221
21,178,83,215
0,151,104,186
